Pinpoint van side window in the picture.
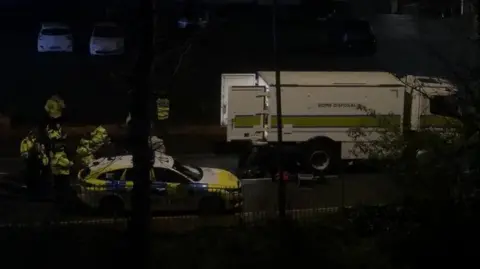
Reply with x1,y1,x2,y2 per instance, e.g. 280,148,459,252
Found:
430,96,459,118
97,169,125,181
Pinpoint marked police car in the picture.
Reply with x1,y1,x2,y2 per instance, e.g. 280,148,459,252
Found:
77,154,242,215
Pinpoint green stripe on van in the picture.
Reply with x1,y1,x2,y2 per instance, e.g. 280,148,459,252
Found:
420,115,461,128
233,115,401,128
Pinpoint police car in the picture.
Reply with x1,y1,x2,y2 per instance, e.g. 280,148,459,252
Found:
77,154,243,215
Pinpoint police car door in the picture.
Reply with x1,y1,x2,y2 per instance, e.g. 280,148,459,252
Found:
149,168,168,211
121,167,166,212
153,167,194,212
85,168,126,206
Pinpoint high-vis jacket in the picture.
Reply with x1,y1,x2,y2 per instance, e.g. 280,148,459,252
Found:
20,135,36,159
44,95,65,119
51,151,73,176
150,136,166,154
38,146,49,167
90,126,109,151
76,139,94,166
156,98,170,120
46,124,66,140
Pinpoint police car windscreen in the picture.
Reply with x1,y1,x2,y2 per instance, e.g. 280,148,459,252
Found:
173,160,203,182
79,168,90,180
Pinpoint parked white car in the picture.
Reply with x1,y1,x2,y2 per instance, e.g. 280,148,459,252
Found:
37,23,73,52
89,22,124,56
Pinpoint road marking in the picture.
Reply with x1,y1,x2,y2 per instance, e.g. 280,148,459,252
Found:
242,178,271,182
175,154,218,158
242,175,339,182
0,172,7,175
0,206,351,228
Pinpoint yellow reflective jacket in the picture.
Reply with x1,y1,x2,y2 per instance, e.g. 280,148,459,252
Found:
156,98,170,120
76,144,94,166
44,98,65,119
20,137,36,159
51,152,73,175
80,155,94,167
38,151,49,166
47,126,66,140
91,133,109,151
47,129,61,140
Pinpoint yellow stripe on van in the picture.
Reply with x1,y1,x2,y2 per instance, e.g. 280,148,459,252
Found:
233,115,262,127
233,115,401,128
420,115,461,128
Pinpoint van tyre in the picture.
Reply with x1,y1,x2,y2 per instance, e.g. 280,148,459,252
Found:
198,196,225,215
99,196,125,217
304,140,340,174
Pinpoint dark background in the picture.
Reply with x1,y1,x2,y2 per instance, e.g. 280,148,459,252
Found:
0,0,439,127
0,0,376,125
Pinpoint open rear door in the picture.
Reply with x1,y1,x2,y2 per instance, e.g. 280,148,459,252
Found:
227,86,269,142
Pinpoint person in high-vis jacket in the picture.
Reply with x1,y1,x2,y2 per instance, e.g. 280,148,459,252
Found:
36,143,50,196
20,130,39,196
37,143,49,168
46,123,67,155
46,123,66,141
150,135,166,154
44,95,65,123
156,97,170,121
90,126,110,152
20,131,37,160
51,145,73,203
76,137,94,167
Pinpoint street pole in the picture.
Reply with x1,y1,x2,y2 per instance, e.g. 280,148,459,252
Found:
128,0,155,267
477,0,480,37
272,0,286,219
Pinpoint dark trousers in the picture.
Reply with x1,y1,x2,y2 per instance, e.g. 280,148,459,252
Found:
53,174,70,204
38,165,52,197
24,158,41,198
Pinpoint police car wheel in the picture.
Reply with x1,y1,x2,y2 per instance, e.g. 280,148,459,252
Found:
99,196,125,216
198,196,225,215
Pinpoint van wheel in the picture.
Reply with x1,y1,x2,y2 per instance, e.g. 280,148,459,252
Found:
304,140,340,174
99,196,125,217
198,196,225,216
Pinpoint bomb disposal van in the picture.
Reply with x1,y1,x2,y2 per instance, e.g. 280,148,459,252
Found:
77,154,243,215
220,71,459,175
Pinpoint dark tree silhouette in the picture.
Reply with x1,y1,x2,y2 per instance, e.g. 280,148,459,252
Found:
128,0,155,267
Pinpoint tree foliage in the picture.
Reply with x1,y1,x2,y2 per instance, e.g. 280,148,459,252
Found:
347,76,479,202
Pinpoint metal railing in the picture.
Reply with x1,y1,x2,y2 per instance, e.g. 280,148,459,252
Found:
0,174,397,231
